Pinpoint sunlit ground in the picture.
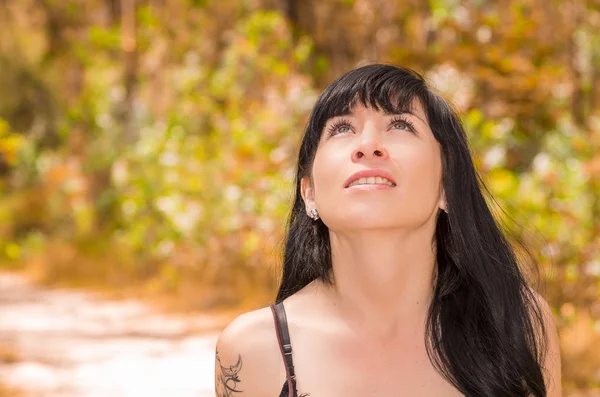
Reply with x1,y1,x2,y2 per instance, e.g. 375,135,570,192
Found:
0,274,218,397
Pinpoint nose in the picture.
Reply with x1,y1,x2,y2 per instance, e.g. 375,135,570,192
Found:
351,135,389,162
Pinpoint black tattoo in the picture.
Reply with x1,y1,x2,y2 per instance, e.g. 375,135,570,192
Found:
216,350,243,396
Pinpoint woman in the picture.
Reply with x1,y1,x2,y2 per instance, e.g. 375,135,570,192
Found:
214,64,561,397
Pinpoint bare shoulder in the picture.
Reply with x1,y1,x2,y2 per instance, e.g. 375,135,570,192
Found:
527,287,562,397
214,305,285,397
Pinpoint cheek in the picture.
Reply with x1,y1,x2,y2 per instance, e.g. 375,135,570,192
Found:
399,146,442,199
311,147,344,196
406,149,439,178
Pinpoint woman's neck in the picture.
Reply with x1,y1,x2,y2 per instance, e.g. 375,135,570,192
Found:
325,227,437,339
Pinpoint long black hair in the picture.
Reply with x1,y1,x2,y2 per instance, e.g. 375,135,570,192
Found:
275,64,549,397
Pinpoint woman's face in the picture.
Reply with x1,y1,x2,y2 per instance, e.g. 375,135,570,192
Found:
301,100,445,231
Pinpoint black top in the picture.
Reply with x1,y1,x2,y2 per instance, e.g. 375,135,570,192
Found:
270,302,299,397
279,382,293,397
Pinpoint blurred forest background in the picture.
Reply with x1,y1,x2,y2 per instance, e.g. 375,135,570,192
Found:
0,0,599,394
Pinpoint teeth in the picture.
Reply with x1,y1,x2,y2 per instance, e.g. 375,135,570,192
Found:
348,176,395,187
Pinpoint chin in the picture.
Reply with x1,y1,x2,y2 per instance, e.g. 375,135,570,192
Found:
327,216,401,231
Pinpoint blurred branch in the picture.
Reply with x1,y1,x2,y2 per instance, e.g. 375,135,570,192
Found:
121,0,138,142
108,0,121,25
590,46,599,116
568,1,586,127
281,0,298,26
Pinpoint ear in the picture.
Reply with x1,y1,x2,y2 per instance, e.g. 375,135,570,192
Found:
438,187,447,212
301,176,316,215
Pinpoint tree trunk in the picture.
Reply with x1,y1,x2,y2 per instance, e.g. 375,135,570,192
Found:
121,0,138,142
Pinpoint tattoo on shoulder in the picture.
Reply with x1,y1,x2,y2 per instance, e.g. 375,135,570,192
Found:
216,350,243,396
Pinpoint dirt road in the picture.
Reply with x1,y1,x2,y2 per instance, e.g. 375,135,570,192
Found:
0,273,220,397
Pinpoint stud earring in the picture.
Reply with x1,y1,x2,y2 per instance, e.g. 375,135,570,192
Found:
310,208,320,220
442,207,448,214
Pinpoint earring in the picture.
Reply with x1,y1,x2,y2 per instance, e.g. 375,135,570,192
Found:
442,207,448,214
310,208,320,220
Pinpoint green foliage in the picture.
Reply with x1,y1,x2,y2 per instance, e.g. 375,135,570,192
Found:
0,2,317,308
0,119,23,168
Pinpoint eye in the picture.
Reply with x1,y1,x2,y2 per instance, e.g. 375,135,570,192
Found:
390,116,416,133
327,118,353,136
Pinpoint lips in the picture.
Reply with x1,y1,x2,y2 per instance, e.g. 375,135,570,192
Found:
344,169,397,188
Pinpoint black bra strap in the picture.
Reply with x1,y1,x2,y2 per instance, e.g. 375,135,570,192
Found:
270,302,296,396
